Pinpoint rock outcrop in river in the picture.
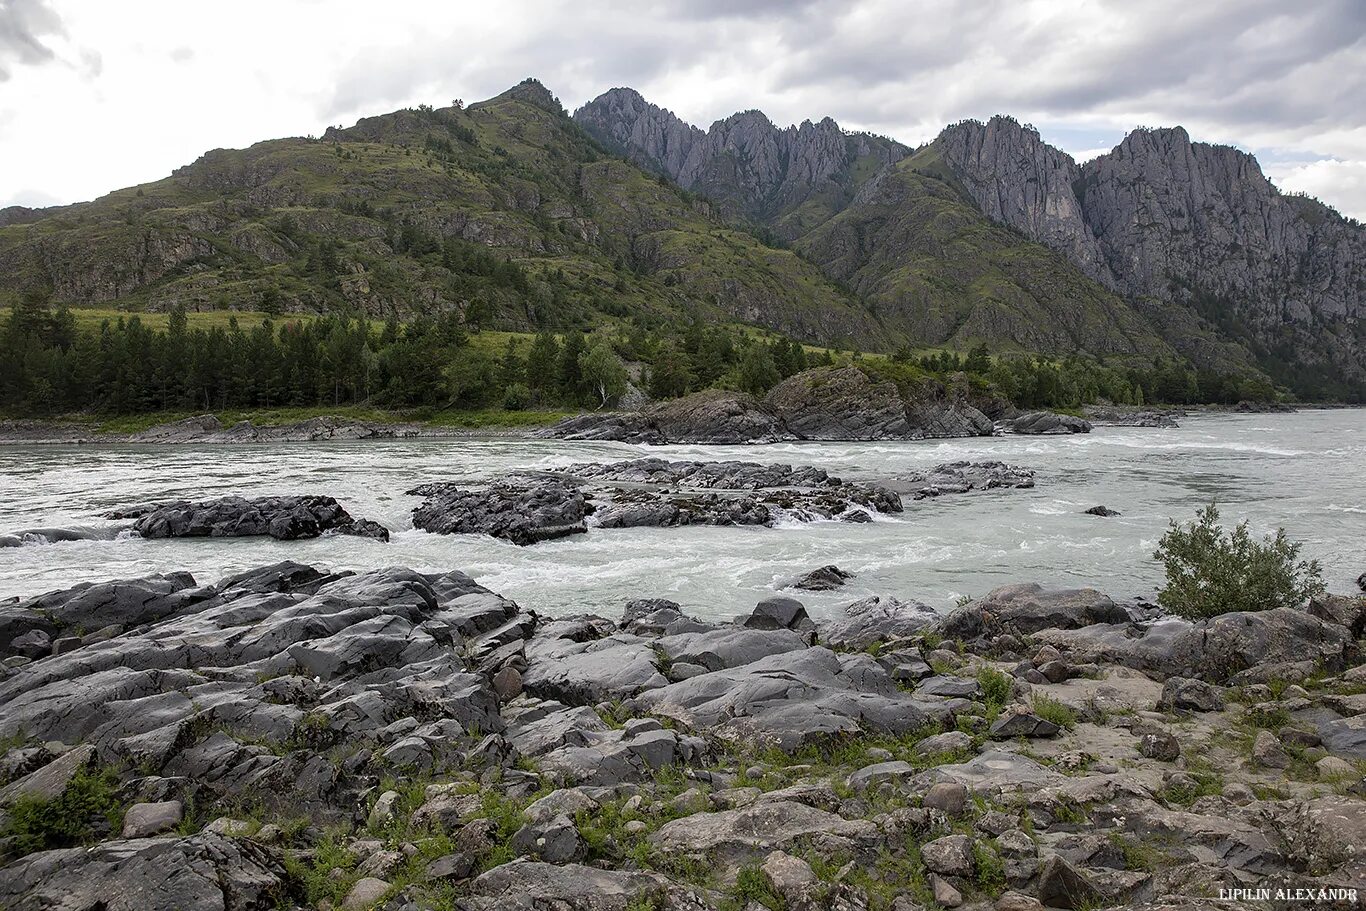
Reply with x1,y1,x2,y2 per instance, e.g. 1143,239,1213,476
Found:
409,459,906,544
1,563,1364,910
545,366,994,444
129,495,390,542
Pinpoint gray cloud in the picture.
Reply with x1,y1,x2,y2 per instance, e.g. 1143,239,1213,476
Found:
0,0,64,81
3,1,1365,219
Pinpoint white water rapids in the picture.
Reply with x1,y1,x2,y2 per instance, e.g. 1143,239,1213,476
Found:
1,410,1362,620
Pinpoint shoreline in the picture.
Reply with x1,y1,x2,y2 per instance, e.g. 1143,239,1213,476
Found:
0,401,1351,447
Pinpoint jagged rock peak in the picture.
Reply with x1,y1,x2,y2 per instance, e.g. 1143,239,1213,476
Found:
936,115,1110,284
574,87,907,220
573,88,705,180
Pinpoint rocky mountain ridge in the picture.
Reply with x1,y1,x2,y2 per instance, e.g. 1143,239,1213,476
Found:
576,93,1365,396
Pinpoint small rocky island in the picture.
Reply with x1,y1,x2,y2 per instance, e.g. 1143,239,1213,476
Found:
0,559,1363,910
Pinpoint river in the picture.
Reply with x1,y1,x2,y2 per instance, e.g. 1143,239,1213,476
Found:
1,410,1361,620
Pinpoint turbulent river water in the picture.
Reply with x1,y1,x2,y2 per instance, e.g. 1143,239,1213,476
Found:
1,410,1362,620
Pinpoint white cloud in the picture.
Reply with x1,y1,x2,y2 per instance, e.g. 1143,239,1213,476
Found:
1265,159,1366,221
0,0,1363,220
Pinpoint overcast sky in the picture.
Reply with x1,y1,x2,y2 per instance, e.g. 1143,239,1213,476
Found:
2,0,1364,218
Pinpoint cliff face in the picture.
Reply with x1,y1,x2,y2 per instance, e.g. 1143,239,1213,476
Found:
936,117,1111,286
934,120,1365,386
574,89,904,230
576,91,1172,360
1079,128,1363,325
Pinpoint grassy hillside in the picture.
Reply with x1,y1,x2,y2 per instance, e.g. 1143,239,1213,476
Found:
0,80,887,351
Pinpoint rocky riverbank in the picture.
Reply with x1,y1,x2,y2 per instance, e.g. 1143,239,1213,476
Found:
545,366,995,444
0,414,443,445
0,561,1363,910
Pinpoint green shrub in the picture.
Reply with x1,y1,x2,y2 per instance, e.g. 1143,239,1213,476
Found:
502,382,531,411
1154,502,1324,620
730,863,786,910
1032,693,1077,730
1,767,123,855
976,666,1013,717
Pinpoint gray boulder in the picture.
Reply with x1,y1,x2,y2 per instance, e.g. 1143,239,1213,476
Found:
510,813,584,863
464,860,695,910
1320,713,1366,759
0,834,287,911
786,565,853,591
631,646,951,751
657,627,808,672
121,800,184,838
1032,607,1357,683
989,711,1060,739
763,365,916,440
920,833,975,877
522,626,667,705
939,582,1129,638
1308,593,1366,638
821,595,939,650
1158,677,1225,713
743,596,816,633
895,460,1035,499
1003,412,1092,434
650,800,877,860
409,478,587,545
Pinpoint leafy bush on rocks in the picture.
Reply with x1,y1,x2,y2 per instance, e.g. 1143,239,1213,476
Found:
1154,502,1325,619
1,767,123,855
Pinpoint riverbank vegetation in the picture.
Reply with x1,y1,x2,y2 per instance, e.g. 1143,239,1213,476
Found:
0,294,1280,422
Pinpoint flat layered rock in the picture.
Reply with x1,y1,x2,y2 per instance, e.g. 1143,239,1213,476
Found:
893,460,1035,499
0,566,507,815
1031,606,1357,683
650,800,878,858
0,833,287,911
521,622,668,705
630,646,952,751
820,595,940,650
939,582,1131,639
1002,411,1092,434
465,860,700,910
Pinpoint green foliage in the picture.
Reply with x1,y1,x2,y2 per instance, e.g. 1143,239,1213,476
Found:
579,337,628,407
1,767,123,855
1154,502,1325,619
976,666,1014,718
973,841,1007,895
729,864,786,910
283,828,359,907
1031,693,1077,730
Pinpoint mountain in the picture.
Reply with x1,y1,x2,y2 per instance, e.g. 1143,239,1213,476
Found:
576,91,1364,395
4,79,1362,398
0,79,886,350
939,118,1365,394
575,90,1181,363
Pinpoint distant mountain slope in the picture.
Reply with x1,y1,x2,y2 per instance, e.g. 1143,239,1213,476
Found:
0,80,887,350
575,90,1176,361
935,118,1366,393
576,92,1364,395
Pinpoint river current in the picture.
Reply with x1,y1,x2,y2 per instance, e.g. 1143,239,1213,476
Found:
1,410,1361,620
